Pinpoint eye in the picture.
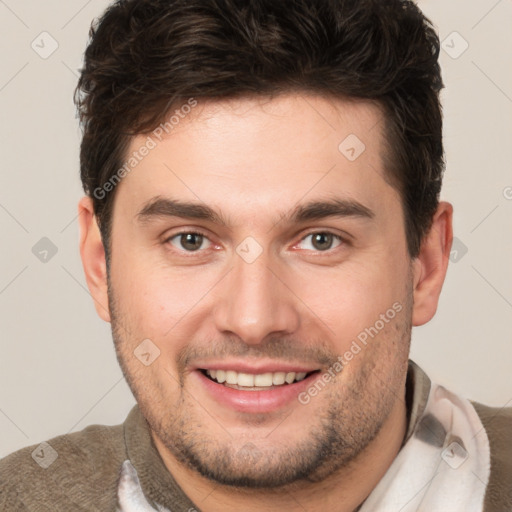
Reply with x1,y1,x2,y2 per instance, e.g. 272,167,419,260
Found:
167,231,212,252
297,232,344,252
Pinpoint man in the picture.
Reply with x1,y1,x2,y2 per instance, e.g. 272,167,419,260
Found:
1,0,510,510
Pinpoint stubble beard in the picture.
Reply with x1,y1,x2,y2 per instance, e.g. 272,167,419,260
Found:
108,279,413,489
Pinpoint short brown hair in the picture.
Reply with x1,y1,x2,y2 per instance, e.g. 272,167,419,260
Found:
75,0,444,259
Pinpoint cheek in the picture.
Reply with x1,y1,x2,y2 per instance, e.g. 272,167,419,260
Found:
110,250,219,343
298,251,409,351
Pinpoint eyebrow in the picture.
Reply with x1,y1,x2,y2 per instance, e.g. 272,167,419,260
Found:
136,196,375,226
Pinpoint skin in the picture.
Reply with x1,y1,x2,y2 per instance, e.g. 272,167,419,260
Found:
79,94,453,512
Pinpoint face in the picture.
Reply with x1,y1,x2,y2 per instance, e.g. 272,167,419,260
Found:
106,95,414,487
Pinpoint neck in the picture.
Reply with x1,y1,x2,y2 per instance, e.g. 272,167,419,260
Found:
153,397,407,512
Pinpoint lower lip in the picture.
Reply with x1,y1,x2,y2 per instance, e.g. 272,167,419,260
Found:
194,370,320,413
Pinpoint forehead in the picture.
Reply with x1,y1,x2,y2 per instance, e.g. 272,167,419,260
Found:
114,94,400,225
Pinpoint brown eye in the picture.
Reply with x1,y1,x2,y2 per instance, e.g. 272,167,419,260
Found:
312,233,333,251
168,232,211,252
299,232,343,252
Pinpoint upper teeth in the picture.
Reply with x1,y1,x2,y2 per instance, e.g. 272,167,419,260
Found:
205,369,308,387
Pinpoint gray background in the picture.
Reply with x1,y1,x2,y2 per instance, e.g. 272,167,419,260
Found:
1,0,511,458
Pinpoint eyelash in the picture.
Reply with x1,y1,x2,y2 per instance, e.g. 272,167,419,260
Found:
164,229,347,256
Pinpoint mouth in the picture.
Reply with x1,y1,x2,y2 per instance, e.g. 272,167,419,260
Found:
194,366,323,413
199,368,320,390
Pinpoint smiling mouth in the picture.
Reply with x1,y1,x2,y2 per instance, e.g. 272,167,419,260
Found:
199,369,321,391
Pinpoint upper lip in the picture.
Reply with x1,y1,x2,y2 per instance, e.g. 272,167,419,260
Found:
193,360,320,374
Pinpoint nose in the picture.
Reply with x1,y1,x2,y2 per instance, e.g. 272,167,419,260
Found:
212,246,301,345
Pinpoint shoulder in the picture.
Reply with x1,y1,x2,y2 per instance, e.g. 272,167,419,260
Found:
471,401,512,511
0,421,126,511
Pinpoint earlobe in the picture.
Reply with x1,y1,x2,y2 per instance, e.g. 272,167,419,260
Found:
78,197,111,323
411,201,453,326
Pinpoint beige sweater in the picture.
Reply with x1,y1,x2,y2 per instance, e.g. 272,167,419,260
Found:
1,361,511,511
0,402,195,511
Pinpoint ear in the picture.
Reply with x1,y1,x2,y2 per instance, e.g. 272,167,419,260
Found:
411,201,453,326
78,196,111,323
